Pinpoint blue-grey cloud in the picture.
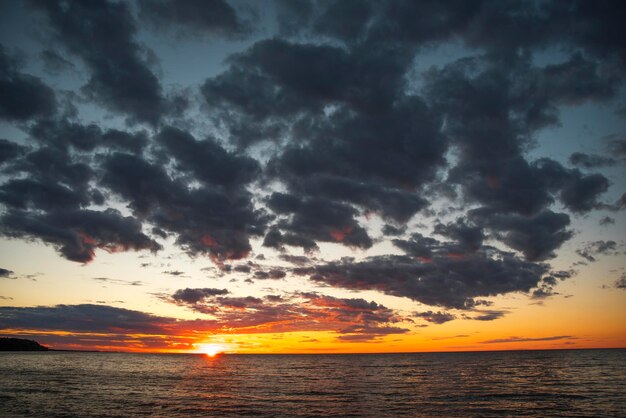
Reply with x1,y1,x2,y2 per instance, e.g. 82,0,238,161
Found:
576,240,619,263
0,44,56,121
0,208,161,263
294,234,551,309
0,268,15,279
31,0,169,124
0,0,622,314
139,0,251,38
0,304,179,334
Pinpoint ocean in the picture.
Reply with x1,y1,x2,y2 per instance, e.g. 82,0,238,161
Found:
0,349,624,417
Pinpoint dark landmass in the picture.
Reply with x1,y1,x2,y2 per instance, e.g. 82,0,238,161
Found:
0,337,50,351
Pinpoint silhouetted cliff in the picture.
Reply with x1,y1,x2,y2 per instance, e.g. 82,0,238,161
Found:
0,338,50,351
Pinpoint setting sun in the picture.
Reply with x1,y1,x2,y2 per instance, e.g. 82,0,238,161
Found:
197,343,226,357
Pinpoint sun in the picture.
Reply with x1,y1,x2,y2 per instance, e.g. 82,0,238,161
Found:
196,343,225,357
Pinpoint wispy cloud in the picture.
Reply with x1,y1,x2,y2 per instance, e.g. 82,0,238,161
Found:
481,336,576,344
92,277,143,286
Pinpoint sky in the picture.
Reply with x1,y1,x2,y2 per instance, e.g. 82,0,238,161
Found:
0,0,625,354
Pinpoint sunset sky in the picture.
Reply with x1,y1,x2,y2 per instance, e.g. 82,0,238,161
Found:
0,0,625,354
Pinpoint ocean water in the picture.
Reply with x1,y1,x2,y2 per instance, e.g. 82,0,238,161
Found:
0,349,624,417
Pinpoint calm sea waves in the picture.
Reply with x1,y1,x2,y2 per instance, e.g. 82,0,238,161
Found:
0,349,624,417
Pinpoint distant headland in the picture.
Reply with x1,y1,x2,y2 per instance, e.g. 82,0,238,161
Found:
0,337,50,351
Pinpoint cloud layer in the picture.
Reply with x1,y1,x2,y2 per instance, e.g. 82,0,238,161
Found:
0,0,625,345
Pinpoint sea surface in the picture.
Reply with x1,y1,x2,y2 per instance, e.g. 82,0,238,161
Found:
0,349,624,417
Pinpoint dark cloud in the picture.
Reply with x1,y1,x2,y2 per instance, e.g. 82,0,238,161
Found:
201,39,349,133
461,0,625,65
470,209,573,261
295,235,550,309
615,274,626,290
40,49,75,75
202,40,443,226
470,310,506,321
253,271,269,280
32,0,168,124
264,96,445,223
193,4,621,271
383,1,624,70
0,304,180,335
312,0,374,42
312,0,480,45
155,126,259,190
275,0,314,36
0,268,15,279
0,138,102,216
543,270,577,285
0,208,161,263
139,0,249,38
558,172,610,213
203,39,413,124
25,119,150,154
263,227,319,253
278,254,312,266
433,219,484,252
286,175,430,224
101,151,268,262
0,178,90,211
0,44,56,121
426,53,611,216
606,137,626,157
268,269,287,279
335,326,409,342
162,270,185,277
532,52,619,105
8,143,92,185
576,240,619,262
232,264,251,273
0,139,26,165
406,48,616,276
382,224,407,236
172,288,229,304
569,152,616,169
100,129,149,154
557,1,626,65
596,193,626,212
265,193,372,250
531,286,557,299
616,194,626,210
0,0,622,321
0,302,379,350
253,269,287,280
599,216,615,226
415,311,456,324
277,0,626,88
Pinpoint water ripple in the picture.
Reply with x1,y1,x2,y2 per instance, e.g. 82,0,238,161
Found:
0,349,624,417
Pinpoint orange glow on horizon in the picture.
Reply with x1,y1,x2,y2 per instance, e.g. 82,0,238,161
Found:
5,327,625,354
